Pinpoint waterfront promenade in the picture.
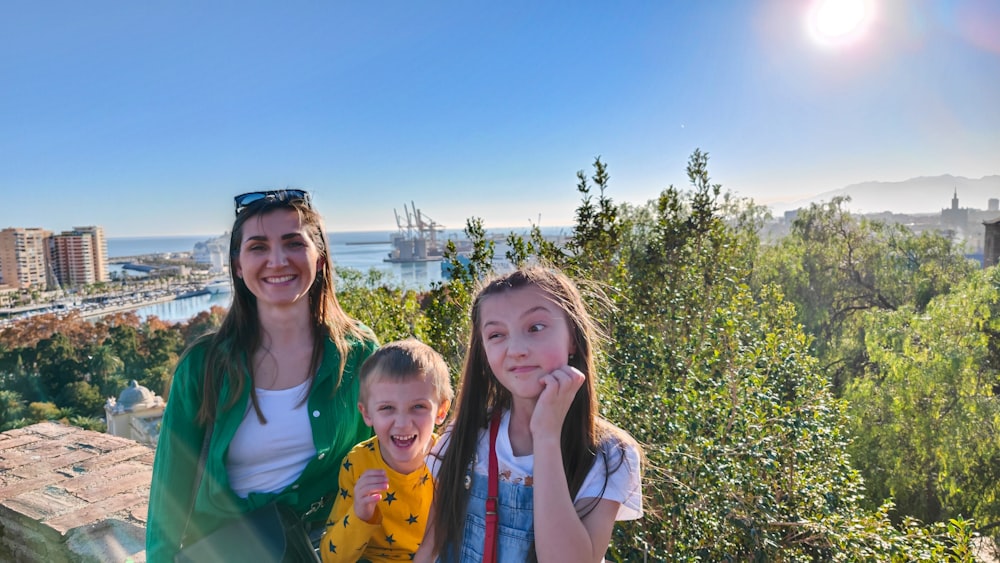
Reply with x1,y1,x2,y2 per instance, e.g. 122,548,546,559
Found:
76,293,178,321
0,281,208,327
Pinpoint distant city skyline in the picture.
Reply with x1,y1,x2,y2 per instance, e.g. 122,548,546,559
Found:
2,1,998,237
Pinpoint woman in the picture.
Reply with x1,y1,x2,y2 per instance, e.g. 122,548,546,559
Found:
146,189,378,562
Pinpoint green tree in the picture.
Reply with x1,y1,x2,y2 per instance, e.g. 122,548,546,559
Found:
0,389,26,429
107,324,145,380
35,333,84,402
845,266,1000,533
58,381,105,417
143,364,174,400
496,151,975,560
84,343,126,398
755,198,977,392
141,325,185,389
337,267,429,343
566,156,623,280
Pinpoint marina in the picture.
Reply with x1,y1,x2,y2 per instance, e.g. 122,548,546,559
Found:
1,223,569,326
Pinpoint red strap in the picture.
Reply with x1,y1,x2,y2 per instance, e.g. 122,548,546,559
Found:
483,411,501,563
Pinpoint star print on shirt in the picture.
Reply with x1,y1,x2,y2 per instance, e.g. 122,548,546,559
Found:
327,541,336,554
340,487,350,499
386,534,396,545
406,514,418,525
366,441,376,451
342,514,350,527
419,473,429,486
384,491,397,505
343,459,353,471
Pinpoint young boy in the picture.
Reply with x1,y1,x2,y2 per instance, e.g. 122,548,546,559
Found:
321,338,453,563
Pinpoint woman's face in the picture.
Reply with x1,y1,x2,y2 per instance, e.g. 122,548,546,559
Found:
234,208,322,311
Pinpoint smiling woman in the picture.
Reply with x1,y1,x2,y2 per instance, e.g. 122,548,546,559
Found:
807,0,873,47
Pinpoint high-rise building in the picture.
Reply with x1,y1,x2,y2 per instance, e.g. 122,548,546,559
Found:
50,226,109,287
51,231,94,287
76,226,108,283
193,232,229,273
0,227,53,289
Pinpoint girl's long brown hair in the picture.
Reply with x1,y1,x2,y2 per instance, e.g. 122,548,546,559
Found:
191,195,370,425
430,266,633,560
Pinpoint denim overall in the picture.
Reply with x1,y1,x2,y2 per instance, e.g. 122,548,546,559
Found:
439,470,535,562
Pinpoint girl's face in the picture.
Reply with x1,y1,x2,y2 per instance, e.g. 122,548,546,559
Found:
235,209,322,311
479,285,576,401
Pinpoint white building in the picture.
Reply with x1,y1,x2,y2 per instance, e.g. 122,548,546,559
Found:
193,233,229,273
105,380,165,448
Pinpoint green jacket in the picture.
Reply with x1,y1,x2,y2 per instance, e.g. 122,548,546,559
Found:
145,332,377,563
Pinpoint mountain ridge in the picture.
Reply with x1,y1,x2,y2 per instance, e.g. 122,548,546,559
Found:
770,174,1000,215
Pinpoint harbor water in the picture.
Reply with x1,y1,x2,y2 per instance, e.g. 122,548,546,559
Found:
114,230,449,323
111,227,569,323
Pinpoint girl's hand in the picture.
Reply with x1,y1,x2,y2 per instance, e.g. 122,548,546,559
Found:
353,469,389,523
530,365,585,438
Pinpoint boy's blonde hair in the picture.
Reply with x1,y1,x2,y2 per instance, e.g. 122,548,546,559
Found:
358,338,454,406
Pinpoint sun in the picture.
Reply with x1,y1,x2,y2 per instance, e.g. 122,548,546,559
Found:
808,0,872,47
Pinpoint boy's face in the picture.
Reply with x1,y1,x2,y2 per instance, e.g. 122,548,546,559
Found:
359,375,450,474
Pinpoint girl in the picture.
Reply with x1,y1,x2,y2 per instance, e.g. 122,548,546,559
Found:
421,266,643,562
147,189,378,562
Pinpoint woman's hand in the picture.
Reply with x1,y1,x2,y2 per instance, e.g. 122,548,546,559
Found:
530,364,585,439
353,469,389,523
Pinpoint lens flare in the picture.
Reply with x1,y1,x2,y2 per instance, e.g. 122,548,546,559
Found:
808,0,872,47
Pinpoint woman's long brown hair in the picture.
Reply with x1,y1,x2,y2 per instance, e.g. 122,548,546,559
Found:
429,266,631,560
191,195,369,425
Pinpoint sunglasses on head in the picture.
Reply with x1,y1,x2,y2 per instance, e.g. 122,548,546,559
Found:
234,189,312,216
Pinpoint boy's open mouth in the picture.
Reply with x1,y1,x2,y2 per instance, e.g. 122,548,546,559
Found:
391,434,417,448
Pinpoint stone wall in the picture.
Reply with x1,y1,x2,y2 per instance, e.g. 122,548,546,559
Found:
0,422,150,562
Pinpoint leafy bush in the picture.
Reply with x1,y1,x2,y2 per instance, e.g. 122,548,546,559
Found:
488,151,978,560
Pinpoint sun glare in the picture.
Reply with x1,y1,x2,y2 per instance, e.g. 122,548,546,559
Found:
808,0,872,47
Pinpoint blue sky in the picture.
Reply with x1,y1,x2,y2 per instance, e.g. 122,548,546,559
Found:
2,1,998,237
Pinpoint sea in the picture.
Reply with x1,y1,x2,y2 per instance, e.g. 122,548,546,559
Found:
107,228,567,323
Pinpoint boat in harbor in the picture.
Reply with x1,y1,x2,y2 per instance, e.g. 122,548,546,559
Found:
204,278,232,294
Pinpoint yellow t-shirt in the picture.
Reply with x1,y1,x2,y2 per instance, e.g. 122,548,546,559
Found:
320,435,435,562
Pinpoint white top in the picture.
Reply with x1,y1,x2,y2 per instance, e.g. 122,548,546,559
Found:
428,409,643,520
227,379,316,497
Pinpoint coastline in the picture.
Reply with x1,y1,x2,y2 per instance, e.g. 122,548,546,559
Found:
7,227,542,325
0,282,208,327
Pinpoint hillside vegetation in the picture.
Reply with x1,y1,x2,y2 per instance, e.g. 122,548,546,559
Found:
1,151,997,561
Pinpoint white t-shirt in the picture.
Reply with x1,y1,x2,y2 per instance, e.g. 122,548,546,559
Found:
227,380,316,497
428,409,643,520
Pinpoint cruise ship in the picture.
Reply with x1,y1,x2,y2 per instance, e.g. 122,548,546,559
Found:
204,278,232,294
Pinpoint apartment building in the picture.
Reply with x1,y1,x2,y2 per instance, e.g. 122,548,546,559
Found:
0,227,53,290
50,226,109,287
0,226,108,290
